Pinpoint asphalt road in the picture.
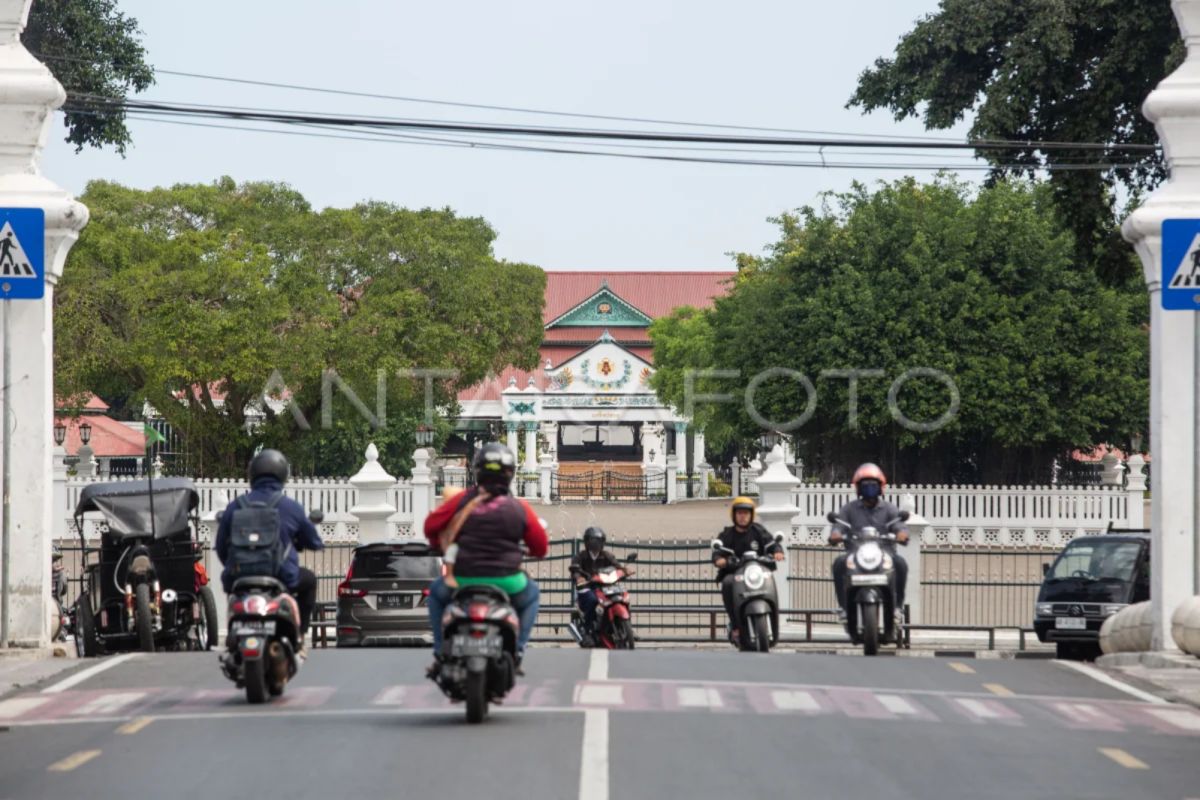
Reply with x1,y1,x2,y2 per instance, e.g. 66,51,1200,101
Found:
1,648,1198,800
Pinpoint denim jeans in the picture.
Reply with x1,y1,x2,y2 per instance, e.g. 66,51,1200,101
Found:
427,576,541,655
577,588,600,629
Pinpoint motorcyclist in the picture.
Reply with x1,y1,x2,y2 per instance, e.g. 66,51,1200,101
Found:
713,497,784,640
424,443,548,675
828,463,909,624
215,449,324,654
570,527,627,645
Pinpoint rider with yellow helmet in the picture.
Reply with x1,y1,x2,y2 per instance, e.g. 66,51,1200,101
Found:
713,496,784,638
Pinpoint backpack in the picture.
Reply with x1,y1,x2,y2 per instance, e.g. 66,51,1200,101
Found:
226,492,289,580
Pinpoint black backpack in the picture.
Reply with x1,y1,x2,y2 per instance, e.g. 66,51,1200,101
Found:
226,492,289,580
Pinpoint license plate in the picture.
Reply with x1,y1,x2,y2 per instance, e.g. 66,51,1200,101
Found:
451,633,501,657
376,593,415,610
231,620,275,635
850,574,889,586
1056,617,1087,630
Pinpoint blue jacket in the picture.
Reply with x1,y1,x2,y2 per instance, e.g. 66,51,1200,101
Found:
214,477,324,592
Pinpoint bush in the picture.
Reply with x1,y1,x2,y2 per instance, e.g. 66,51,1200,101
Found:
709,476,732,497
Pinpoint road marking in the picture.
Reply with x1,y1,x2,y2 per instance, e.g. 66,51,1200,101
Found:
770,690,820,712
115,716,154,735
677,687,724,709
1054,660,1168,705
579,650,609,800
948,662,975,674
1099,747,1148,770
1145,707,1200,732
955,698,1001,719
578,684,624,706
1053,702,1123,730
372,687,407,706
72,691,145,716
47,750,101,772
0,696,52,719
983,683,1014,697
42,653,140,694
876,694,919,715
588,650,608,682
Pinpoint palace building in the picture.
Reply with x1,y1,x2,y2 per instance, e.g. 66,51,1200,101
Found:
452,271,733,472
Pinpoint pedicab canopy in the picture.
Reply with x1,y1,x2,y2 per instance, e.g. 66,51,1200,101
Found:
73,478,200,539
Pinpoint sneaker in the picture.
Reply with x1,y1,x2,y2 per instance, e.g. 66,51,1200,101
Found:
894,610,905,627
425,654,444,680
513,652,526,677
295,639,308,663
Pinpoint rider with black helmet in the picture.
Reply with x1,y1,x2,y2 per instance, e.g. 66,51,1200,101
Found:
569,527,626,644
423,442,548,674
215,449,324,650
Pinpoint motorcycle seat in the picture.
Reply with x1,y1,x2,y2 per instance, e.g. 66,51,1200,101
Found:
451,584,512,604
232,576,287,594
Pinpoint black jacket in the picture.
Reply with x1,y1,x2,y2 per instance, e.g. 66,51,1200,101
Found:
570,548,625,582
713,522,781,581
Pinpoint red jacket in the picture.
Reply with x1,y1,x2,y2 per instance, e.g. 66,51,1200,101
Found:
424,488,548,576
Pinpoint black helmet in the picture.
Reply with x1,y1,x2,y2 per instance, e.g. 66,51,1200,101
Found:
583,526,606,554
248,448,290,485
472,442,515,493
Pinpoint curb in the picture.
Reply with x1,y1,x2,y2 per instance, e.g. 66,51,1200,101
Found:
783,647,1055,660
1096,651,1200,670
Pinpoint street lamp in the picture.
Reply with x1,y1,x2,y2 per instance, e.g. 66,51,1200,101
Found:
79,421,92,446
1131,432,1144,454
758,430,780,452
53,421,66,447
415,423,434,447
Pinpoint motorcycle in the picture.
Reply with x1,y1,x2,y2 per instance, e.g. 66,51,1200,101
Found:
434,584,521,724
827,510,909,656
711,534,784,653
218,508,323,704
569,553,638,649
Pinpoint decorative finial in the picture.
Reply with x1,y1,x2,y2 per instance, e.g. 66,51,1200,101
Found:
365,442,380,462
507,376,518,387
599,329,614,343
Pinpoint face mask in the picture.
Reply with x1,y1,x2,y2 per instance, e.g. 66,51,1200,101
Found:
860,481,881,500
587,542,602,556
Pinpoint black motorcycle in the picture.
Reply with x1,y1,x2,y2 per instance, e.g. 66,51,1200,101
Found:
711,534,783,653
433,584,521,723
827,510,908,656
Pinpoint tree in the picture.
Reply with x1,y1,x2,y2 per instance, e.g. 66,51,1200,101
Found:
24,0,154,153
55,178,546,477
848,0,1181,285
649,176,1148,484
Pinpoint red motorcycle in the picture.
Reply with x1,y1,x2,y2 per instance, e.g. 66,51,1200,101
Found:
572,554,638,649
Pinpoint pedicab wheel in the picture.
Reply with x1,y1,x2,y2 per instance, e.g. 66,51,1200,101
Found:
134,583,155,653
613,618,635,650
465,668,488,724
861,604,879,656
196,586,219,651
753,614,771,653
244,658,268,704
74,596,99,657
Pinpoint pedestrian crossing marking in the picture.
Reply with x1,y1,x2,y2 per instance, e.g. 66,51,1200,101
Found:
1098,747,1148,770
0,221,35,278
956,698,1001,719
770,690,820,712
0,695,52,719
876,694,919,715
373,686,407,706
677,687,723,708
71,691,145,716
578,683,624,706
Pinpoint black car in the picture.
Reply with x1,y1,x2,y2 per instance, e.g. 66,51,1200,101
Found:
1033,527,1150,660
336,540,442,647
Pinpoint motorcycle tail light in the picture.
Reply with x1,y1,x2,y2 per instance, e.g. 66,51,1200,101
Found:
468,603,490,622
470,628,486,639
245,595,268,616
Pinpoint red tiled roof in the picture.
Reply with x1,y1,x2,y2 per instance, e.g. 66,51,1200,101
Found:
1072,445,1151,463
55,416,146,457
543,271,733,324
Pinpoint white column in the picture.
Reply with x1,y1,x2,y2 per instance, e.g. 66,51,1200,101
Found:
1126,454,1148,529
523,421,539,472
349,443,397,545
1121,0,1200,649
410,447,434,538
202,490,229,633
539,421,559,463
898,494,926,624
665,455,678,504
694,429,707,468
538,452,554,505
505,422,520,457
754,445,799,605
51,445,66,541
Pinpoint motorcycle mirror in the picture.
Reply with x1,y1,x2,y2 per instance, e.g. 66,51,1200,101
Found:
538,518,549,530
1042,563,1050,577
626,552,639,562
898,510,910,521
774,532,785,543
215,510,224,523
309,508,325,524
826,511,838,524
710,539,724,551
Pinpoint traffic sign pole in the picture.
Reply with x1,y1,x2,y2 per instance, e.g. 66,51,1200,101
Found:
1,299,10,647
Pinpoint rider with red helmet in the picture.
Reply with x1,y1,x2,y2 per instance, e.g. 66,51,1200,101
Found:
828,464,909,623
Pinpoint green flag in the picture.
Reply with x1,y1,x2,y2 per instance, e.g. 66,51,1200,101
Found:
143,423,166,447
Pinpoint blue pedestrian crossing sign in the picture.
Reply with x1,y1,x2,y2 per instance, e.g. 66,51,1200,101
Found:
0,208,44,300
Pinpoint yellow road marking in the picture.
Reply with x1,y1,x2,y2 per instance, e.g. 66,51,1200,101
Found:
47,750,101,772
1098,748,1148,770
948,662,975,674
983,683,1014,697
115,716,154,735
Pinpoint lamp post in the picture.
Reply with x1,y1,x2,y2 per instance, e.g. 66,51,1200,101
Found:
758,430,780,454
52,421,65,447
415,423,434,447
78,421,91,446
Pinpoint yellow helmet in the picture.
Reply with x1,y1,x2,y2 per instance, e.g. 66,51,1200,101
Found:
730,496,756,523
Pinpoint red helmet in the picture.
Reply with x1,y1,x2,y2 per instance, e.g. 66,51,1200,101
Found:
851,463,887,492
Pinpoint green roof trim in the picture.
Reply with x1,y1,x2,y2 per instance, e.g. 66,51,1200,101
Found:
545,287,653,328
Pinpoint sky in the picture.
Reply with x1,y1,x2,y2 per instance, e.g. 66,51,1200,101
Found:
40,0,975,271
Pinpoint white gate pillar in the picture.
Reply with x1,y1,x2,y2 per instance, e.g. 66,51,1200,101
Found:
1121,0,1200,650
0,0,89,647
349,443,396,545
754,445,800,607
410,447,434,538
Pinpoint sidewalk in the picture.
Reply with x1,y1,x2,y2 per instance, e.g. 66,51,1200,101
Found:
1095,651,1200,708
0,645,78,698
780,621,1054,654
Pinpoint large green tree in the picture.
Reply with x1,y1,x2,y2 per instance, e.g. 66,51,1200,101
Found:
849,0,1180,285
650,177,1148,484
55,178,546,477
24,0,154,153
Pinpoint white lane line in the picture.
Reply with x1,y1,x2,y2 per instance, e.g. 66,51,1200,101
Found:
42,653,140,694
1054,660,1168,705
588,649,609,682
578,650,609,800
677,687,724,709
1145,707,1200,732
770,690,820,712
0,696,53,719
956,698,1001,719
876,694,919,716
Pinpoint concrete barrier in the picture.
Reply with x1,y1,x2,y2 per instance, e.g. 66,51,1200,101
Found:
1099,601,1153,654
1172,595,1200,656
